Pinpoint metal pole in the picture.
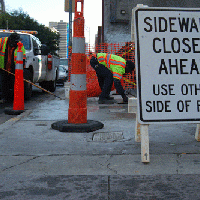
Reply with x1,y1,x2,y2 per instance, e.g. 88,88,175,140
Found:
68,0,72,55
102,0,104,43
89,27,90,45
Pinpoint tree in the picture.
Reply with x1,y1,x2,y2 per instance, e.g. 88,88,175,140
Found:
0,9,60,55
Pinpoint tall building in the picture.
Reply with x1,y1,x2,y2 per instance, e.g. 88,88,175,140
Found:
102,0,200,44
0,0,5,13
49,20,68,58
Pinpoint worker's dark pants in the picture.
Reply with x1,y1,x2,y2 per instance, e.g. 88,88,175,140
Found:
1,70,15,101
94,65,113,99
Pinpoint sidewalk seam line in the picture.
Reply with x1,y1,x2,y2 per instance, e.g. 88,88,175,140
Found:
1,156,40,172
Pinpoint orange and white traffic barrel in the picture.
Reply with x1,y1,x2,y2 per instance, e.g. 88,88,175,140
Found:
51,0,104,132
13,42,24,112
5,41,25,115
68,0,87,124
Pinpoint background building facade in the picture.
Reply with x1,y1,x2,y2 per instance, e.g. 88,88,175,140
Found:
102,0,200,44
0,0,5,13
49,20,68,58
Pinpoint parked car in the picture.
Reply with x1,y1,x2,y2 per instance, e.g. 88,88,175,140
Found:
57,66,68,86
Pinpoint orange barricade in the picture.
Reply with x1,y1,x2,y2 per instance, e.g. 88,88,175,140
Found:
68,0,87,124
68,42,136,97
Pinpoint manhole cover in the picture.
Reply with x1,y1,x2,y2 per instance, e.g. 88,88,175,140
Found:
35,123,47,126
109,109,126,113
93,132,124,142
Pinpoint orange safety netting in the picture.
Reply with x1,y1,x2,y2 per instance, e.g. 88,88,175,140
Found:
68,42,136,97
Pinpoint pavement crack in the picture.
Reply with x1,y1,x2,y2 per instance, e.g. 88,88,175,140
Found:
1,156,40,172
176,153,182,174
106,155,118,174
108,175,111,200
107,163,118,174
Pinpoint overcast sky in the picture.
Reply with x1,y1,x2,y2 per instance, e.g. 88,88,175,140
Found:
4,0,102,45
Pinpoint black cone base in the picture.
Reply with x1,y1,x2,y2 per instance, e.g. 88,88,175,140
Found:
4,108,24,115
51,120,104,132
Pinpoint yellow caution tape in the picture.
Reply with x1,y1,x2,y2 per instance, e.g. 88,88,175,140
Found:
122,49,133,57
123,77,136,86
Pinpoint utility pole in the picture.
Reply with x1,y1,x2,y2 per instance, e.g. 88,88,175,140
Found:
68,0,72,58
102,0,104,43
0,0,5,13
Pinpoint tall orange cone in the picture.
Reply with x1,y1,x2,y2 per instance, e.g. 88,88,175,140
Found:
51,0,104,132
5,42,24,115
13,42,24,111
68,0,87,124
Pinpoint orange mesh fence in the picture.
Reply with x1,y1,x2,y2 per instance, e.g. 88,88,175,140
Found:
68,42,136,97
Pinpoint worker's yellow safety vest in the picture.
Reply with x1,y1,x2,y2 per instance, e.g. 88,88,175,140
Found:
97,53,126,80
0,37,26,69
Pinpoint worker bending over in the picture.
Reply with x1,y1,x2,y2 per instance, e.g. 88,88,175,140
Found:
90,53,135,104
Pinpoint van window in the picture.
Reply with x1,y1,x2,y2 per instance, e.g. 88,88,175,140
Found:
32,38,38,49
0,32,31,50
20,35,31,50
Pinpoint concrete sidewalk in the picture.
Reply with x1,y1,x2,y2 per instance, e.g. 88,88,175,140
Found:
0,89,200,199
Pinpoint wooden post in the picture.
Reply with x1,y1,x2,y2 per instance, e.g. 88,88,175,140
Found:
135,114,141,142
141,124,150,163
128,97,140,142
195,124,200,141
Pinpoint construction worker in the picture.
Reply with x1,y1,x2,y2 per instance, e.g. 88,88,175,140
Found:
90,53,135,104
0,32,26,102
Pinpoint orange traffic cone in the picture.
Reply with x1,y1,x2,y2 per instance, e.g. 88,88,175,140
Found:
5,42,24,115
51,0,104,132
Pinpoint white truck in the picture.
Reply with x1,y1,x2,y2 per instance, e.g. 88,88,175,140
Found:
0,30,60,100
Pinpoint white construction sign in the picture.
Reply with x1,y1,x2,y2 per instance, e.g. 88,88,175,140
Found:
134,7,200,124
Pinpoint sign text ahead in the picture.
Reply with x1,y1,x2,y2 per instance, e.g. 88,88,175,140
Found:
134,7,200,123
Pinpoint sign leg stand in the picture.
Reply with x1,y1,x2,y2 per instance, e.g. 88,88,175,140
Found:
195,124,200,142
135,114,141,142
141,124,150,163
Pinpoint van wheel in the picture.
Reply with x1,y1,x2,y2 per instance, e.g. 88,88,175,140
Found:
24,69,32,100
47,80,56,92
39,82,45,92
40,80,56,92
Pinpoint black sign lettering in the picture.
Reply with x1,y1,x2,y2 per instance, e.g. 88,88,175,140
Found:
158,59,200,75
177,100,191,112
144,17,200,33
146,100,171,112
153,84,175,95
197,100,200,112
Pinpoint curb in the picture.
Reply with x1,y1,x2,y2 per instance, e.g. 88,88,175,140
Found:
0,109,32,132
